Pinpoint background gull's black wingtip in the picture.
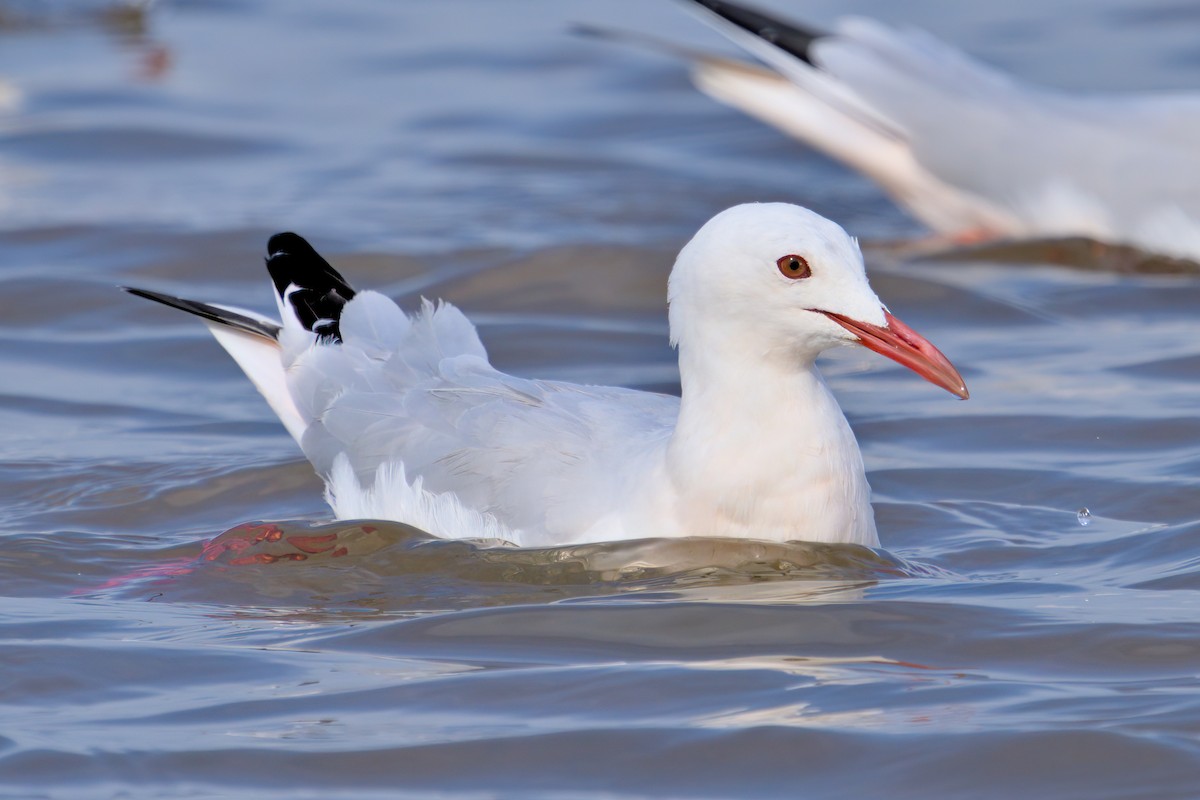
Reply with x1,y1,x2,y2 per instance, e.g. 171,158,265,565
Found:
684,0,825,65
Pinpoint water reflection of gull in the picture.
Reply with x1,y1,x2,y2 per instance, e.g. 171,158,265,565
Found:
642,0,1200,262
124,203,966,548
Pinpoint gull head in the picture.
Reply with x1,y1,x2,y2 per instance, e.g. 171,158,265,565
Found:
668,203,968,398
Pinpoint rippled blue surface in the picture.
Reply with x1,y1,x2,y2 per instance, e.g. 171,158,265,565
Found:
3,1,1200,797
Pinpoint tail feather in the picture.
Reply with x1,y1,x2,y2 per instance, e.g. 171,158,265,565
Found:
121,235,352,445
124,233,420,447
124,283,308,442
205,323,308,442
265,232,356,342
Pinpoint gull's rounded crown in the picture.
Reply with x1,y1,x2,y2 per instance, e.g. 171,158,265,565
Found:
668,203,885,358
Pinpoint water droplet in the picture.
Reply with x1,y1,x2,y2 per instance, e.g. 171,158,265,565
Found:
1077,508,1092,526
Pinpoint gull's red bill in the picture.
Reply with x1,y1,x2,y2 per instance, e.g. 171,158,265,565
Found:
820,309,969,399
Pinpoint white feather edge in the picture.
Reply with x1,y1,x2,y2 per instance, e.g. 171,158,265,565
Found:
325,454,523,544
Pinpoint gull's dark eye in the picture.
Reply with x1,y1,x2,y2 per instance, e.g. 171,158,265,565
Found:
776,254,812,280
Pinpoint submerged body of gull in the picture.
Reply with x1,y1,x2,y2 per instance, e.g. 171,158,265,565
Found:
648,0,1200,261
126,203,966,548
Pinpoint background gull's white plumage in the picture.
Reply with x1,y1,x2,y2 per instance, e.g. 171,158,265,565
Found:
674,0,1200,261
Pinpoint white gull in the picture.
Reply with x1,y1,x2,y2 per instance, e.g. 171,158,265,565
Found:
649,0,1200,261
125,203,967,548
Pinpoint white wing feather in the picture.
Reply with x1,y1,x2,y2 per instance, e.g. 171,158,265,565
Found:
205,325,307,442
274,290,677,546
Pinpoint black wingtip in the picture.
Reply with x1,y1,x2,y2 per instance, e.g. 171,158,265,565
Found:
123,285,281,341
264,231,356,342
685,0,824,65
